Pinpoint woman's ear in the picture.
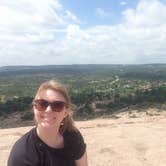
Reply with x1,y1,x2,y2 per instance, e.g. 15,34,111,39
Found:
64,110,69,118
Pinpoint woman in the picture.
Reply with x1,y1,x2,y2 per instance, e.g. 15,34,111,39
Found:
8,80,88,166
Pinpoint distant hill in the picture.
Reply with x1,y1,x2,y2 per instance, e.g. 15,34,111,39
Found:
1,64,166,80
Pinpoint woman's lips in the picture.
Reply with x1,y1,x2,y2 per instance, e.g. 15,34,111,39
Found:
40,115,56,121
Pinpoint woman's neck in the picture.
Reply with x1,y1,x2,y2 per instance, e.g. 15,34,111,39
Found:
36,125,64,148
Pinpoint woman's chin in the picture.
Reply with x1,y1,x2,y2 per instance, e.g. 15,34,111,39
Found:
39,119,59,128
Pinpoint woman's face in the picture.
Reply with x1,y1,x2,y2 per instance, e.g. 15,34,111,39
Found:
33,89,68,129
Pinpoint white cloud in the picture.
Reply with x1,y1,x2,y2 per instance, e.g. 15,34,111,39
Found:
123,0,166,27
53,0,166,64
95,8,112,18
120,1,127,6
0,0,166,66
64,10,81,24
0,0,64,46
0,0,80,65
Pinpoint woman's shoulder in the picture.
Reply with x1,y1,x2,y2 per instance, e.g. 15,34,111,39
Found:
12,127,35,150
63,129,86,160
8,127,38,166
64,128,81,138
64,128,85,145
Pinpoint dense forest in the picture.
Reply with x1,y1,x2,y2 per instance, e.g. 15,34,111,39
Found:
0,64,166,128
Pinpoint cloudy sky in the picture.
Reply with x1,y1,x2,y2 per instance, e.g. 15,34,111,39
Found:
0,0,166,66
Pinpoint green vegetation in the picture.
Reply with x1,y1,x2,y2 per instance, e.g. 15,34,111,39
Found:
0,64,166,125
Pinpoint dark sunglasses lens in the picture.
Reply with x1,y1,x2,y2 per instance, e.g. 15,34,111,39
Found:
34,99,49,111
51,101,66,112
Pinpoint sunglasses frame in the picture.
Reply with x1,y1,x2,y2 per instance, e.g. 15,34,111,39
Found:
33,99,67,112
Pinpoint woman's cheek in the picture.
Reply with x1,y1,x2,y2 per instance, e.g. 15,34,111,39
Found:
33,109,41,120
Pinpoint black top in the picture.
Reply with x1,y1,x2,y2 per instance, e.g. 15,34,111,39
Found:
8,127,86,166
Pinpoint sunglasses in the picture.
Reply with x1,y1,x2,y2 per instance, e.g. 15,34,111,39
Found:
33,99,67,112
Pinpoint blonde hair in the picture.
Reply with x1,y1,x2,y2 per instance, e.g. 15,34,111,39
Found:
34,80,78,134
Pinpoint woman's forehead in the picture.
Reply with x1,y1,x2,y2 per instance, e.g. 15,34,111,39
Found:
38,89,65,100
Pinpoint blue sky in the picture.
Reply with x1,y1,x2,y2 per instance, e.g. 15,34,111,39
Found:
61,0,139,26
0,0,166,66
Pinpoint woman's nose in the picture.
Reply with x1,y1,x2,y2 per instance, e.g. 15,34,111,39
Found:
45,105,52,112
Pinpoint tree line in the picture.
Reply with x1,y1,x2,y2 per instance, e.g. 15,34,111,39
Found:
0,84,166,119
